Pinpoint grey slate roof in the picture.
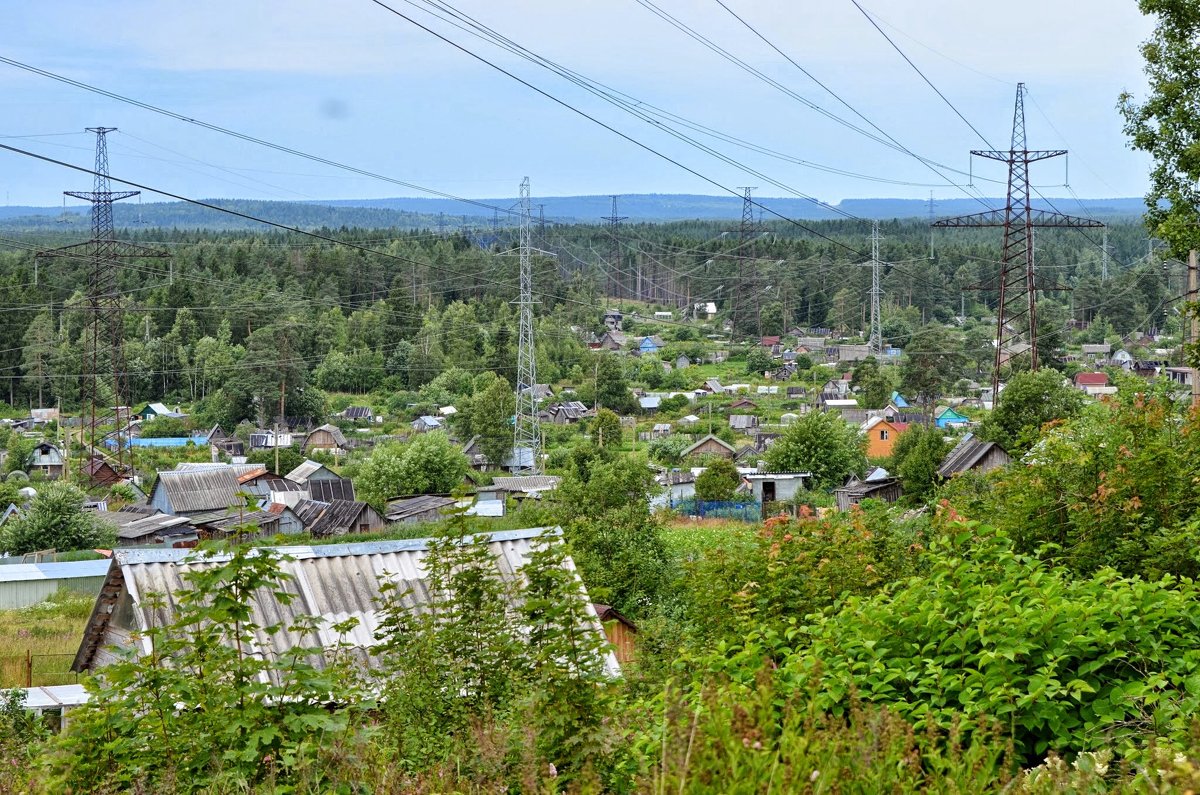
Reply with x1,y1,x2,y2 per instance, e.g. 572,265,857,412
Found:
937,433,1007,478
71,528,619,683
292,498,379,537
385,494,456,522
490,475,561,493
152,468,241,513
285,459,331,484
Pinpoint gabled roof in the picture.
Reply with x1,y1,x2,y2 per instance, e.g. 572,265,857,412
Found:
71,529,613,680
285,459,332,484
342,406,373,419
292,499,378,538
305,423,349,447
1074,372,1109,386
937,433,1007,478
491,475,561,493
681,434,736,457
385,494,457,522
151,468,242,514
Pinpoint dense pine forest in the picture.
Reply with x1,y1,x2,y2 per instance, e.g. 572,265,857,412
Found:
0,216,1171,423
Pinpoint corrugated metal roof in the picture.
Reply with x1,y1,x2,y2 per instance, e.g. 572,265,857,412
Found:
490,475,561,493
0,559,111,582
74,528,618,682
115,514,193,541
938,433,1005,478
386,495,456,521
285,459,328,484
153,469,242,513
175,462,264,477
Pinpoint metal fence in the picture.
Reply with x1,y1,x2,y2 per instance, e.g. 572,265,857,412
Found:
671,498,762,522
0,652,79,688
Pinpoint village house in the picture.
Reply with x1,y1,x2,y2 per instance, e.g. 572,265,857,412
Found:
681,434,737,460
937,433,1012,479
385,494,458,524
693,301,718,320
71,529,621,681
728,414,759,432
149,468,242,517
934,406,970,429
861,416,908,458
674,354,691,369
638,335,666,354
285,459,341,485
743,471,811,504
302,424,349,455
410,415,444,434
598,330,628,350
292,498,384,537
136,402,187,421
835,468,903,510
546,401,591,424
1073,372,1114,397
603,310,623,330
1080,343,1111,362
27,442,65,480
340,406,374,423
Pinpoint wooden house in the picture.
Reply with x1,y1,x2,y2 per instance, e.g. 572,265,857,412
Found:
835,473,903,511
303,423,349,453
681,434,736,460
598,330,628,350
293,498,385,538
385,494,457,524
27,442,65,480
937,434,1011,479
593,603,637,665
729,398,758,410
728,414,759,432
861,416,908,458
149,468,242,517
82,456,124,487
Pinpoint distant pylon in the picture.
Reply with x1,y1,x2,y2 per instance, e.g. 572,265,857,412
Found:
513,177,540,474
1101,229,1110,281
601,196,627,303
932,83,1102,403
38,127,168,481
730,187,760,338
868,221,883,357
927,192,935,259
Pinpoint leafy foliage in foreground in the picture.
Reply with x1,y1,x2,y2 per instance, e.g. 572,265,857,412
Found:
783,520,1200,760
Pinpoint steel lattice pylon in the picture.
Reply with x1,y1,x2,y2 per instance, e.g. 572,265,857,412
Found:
38,128,168,481
729,187,760,338
868,221,883,357
513,177,541,474
932,83,1103,403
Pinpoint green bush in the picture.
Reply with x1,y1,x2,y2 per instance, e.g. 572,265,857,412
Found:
784,522,1200,761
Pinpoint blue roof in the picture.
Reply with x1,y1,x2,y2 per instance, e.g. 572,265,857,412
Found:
0,559,111,582
891,391,909,408
108,436,208,448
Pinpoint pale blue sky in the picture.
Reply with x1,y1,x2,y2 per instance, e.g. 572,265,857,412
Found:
1,0,1156,209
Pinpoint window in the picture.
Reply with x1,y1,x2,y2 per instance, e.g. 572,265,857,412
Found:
880,430,889,440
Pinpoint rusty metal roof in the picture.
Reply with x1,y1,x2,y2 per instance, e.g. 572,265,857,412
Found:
72,528,619,682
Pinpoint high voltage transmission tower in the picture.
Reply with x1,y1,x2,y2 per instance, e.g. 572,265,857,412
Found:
932,83,1103,404
38,127,168,482
601,196,626,304
729,187,761,338
513,177,541,474
866,221,884,357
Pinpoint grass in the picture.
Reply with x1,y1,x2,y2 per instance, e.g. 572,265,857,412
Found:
0,590,93,687
660,516,757,563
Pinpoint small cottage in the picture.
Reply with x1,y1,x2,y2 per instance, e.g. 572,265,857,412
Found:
681,434,736,460
27,442,65,480
937,434,1011,479
303,424,349,454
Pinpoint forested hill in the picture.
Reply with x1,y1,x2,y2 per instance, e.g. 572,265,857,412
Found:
0,193,1148,231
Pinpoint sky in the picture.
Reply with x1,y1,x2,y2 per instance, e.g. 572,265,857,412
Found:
0,0,1158,210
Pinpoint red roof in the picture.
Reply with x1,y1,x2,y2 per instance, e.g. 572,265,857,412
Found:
1074,372,1109,386
892,422,910,432
237,467,268,484
265,502,286,514
760,335,781,346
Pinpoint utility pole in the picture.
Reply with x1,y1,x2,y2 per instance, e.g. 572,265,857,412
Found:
38,127,168,483
513,177,541,474
601,196,627,304
932,83,1102,404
